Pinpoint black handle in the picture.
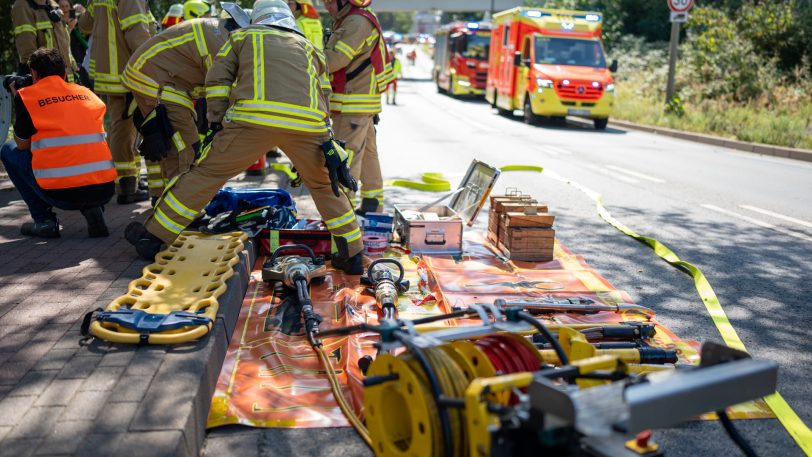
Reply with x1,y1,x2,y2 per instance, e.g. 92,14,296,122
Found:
367,258,405,285
269,244,317,265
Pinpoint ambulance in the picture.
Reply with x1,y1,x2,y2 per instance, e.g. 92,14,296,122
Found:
433,22,492,97
486,8,617,129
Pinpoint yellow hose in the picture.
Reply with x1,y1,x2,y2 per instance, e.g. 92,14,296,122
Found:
313,342,373,448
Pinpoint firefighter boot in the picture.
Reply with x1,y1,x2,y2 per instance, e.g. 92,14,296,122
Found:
331,236,364,275
117,176,150,204
21,218,60,238
355,197,380,217
80,206,109,238
125,221,164,260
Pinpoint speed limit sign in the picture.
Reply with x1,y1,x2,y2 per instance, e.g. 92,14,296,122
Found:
668,0,694,12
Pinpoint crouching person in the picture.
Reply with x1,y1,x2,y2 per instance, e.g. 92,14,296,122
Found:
1,48,115,238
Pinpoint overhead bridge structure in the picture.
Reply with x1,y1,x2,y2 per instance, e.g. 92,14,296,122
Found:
370,0,524,12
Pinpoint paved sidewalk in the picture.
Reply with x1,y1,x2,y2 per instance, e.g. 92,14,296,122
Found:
0,164,298,456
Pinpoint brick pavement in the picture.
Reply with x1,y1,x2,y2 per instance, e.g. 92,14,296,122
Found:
0,164,300,456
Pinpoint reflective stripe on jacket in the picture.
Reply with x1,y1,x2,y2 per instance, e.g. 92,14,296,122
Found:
81,0,156,94
122,18,229,110
18,76,116,189
11,0,74,72
323,5,393,115
206,25,331,134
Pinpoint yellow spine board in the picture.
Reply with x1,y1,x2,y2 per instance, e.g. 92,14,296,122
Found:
90,231,248,344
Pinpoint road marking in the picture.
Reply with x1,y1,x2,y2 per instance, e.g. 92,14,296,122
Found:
702,204,812,242
584,164,638,184
441,107,495,132
739,205,812,229
605,165,666,183
545,145,572,155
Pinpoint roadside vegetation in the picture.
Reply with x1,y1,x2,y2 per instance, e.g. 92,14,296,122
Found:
530,0,812,149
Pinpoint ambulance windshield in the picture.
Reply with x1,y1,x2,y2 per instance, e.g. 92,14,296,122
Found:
535,37,606,68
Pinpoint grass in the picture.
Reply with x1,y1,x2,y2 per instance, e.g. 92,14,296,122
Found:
612,71,812,151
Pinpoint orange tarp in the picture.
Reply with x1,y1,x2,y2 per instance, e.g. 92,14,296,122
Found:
207,235,772,429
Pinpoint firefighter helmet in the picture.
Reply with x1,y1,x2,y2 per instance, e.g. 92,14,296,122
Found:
251,0,296,29
183,0,210,20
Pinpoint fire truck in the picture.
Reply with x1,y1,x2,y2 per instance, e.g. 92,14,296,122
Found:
433,22,492,97
485,8,617,129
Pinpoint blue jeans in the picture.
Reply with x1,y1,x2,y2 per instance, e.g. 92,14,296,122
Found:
1,141,106,222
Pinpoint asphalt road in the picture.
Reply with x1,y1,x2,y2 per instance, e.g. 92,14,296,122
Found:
204,45,812,457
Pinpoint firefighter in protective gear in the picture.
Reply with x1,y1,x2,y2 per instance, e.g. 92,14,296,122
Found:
287,0,323,49
79,0,155,204
1,48,115,239
386,48,401,105
183,0,210,20
127,0,366,275
11,0,75,77
323,0,392,215
121,16,236,198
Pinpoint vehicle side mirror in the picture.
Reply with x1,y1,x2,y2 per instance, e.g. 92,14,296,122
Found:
609,59,618,72
513,51,522,67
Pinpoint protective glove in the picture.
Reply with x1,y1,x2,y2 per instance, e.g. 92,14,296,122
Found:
320,139,357,197
136,108,171,162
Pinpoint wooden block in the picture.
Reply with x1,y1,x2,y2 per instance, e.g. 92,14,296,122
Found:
486,231,498,246
494,198,538,213
498,202,548,214
505,212,555,228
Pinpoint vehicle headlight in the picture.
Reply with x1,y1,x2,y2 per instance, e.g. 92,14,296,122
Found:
536,78,554,88
605,83,615,93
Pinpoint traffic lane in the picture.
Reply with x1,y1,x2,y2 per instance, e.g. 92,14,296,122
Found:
411,74,812,223
378,80,808,454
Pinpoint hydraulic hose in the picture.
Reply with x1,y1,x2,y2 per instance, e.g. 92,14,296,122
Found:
718,410,759,457
313,341,372,448
394,332,454,457
516,311,569,366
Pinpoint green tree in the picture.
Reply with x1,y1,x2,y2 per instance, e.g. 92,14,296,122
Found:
377,12,414,34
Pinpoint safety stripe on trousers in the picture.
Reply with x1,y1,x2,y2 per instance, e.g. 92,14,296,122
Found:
325,210,355,230
497,164,812,456
334,227,362,243
164,191,198,220
154,206,184,234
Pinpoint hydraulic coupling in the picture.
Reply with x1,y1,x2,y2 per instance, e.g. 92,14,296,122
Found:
361,258,409,320
263,245,329,343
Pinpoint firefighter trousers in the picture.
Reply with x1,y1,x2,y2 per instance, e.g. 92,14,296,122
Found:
104,94,140,195
332,113,383,210
133,94,199,197
144,121,364,256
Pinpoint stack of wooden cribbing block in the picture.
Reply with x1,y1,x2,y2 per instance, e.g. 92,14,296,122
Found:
487,191,555,262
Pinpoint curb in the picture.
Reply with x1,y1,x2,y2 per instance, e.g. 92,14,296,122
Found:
609,119,812,163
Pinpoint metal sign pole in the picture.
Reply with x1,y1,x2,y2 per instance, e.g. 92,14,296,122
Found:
665,20,680,103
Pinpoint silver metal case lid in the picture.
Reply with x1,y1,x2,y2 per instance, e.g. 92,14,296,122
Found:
449,160,501,227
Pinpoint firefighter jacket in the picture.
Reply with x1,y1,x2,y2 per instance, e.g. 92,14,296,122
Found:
122,18,230,111
323,4,392,115
17,75,116,190
205,25,331,134
295,13,323,50
79,0,156,94
11,0,73,73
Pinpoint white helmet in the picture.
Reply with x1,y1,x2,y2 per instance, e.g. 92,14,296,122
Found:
251,0,297,30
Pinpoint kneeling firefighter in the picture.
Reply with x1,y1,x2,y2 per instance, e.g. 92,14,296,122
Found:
121,8,243,201
127,0,366,274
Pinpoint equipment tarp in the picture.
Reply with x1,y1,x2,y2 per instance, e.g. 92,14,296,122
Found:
207,234,772,429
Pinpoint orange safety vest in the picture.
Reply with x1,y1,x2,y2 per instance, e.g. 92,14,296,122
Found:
18,76,116,190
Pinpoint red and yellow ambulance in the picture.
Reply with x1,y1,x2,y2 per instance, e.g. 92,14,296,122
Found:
486,8,617,129
433,22,492,97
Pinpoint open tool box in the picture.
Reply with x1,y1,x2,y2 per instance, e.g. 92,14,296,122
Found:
394,160,500,255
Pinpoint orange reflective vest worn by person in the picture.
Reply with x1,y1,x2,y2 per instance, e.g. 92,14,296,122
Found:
19,76,116,190
0,47,115,239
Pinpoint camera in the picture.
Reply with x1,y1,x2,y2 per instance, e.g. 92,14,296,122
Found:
2,74,34,92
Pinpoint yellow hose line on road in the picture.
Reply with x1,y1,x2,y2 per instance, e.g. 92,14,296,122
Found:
384,173,451,192
498,164,811,455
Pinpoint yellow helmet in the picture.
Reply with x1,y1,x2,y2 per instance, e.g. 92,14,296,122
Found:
183,0,210,20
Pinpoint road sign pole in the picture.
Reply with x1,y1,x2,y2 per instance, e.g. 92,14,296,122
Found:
665,20,680,103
